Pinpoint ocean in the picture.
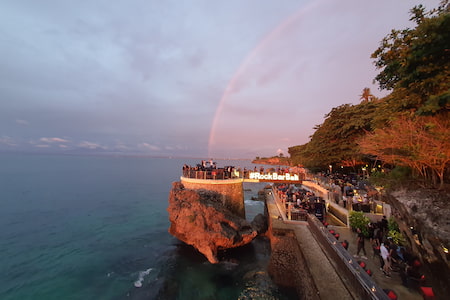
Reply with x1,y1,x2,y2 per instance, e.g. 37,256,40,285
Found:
0,154,289,300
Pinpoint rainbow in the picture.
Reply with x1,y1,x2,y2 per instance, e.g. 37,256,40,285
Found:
207,2,318,158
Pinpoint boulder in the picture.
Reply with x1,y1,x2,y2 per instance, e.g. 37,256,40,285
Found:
167,182,257,263
251,213,268,235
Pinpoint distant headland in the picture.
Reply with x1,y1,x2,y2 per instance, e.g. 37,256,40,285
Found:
252,155,291,166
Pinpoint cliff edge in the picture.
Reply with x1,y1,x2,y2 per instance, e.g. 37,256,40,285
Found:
167,182,262,263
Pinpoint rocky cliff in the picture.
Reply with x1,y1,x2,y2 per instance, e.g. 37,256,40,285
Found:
167,182,264,264
387,189,450,298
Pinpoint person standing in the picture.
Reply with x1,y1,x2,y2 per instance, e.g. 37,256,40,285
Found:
354,228,367,259
381,216,388,234
380,242,391,277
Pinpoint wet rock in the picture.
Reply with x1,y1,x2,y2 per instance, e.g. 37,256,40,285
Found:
167,182,257,264
251,213,268,235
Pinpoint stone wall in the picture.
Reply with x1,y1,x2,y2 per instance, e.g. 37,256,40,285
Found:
180,177,245,218
266,221,320,300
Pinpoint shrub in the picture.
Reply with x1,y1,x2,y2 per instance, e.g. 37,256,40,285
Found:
388,217,399,232
387,217,405,245
349,211,370,237
388,230,406,246
369,166,414,189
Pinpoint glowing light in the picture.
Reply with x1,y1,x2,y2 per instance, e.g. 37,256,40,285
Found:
249,172,300,181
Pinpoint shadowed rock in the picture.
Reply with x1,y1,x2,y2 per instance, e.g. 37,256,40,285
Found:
168,182,258,263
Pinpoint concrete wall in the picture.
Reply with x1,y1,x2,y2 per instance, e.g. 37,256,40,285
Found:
180,177,245,218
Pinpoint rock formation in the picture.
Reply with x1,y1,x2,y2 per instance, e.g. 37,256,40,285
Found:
167,182,260,264
387,189,450,298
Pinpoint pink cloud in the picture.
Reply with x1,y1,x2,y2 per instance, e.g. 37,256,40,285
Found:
40,137,70,143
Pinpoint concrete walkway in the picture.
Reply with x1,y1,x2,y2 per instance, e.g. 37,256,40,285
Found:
266,191,355,299
293,224,355,299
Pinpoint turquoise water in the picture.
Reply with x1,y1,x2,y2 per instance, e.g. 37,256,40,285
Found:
0,154,281,300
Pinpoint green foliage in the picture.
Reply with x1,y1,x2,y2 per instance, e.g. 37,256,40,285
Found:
388,230,406,246
387,217,406,245
289,2,450,187
349,211,370,237
368,166,413,189
390,166,413,180
371,4,450,115
388,217,400,232
288,101,381,170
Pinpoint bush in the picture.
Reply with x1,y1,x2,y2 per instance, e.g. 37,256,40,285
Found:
349,211,370,237
369,166,418,189
388,217,399,232
387,217,405,245
388,230,406,246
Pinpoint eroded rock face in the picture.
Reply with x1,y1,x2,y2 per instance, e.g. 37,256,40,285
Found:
167,182,258,263
387,189,450,298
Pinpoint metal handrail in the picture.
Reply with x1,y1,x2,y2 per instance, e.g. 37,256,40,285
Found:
182,169,242,180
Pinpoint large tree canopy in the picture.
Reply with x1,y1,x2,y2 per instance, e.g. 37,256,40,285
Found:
359,112,450,189
371,2,450,114
289,100,380,170
289,2,449,188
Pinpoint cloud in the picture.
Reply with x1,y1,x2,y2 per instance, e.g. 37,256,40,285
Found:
138,143,161,151
78,141,106,149
0,136,17,146
113,143,131,151
35,144,50,148
40,137,70,143
16,119,29,125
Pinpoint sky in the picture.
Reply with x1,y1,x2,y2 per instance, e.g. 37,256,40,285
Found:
0,0,441,159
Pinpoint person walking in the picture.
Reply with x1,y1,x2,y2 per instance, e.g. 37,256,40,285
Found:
354,228,367,259
380,242,391,277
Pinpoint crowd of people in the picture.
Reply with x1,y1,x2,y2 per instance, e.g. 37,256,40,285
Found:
182,161,297,180
271,170,433,297
274,183,326,221
347,217,428,290
182,161,239,179
310,171,382,215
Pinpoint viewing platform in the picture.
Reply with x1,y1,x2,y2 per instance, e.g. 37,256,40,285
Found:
180,161,304,221
182,167,305,183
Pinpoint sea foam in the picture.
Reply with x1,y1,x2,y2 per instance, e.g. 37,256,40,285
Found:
134,268,153,288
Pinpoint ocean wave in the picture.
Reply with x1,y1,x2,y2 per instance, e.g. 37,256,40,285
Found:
134,268,153,288
244,200,264,206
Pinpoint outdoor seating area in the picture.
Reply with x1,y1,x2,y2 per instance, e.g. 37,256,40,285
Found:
274,183,325,221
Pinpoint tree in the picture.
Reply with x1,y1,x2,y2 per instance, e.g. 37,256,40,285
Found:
289,101,381,171
359,88,377,103
359,112,450,189
371,3,450,114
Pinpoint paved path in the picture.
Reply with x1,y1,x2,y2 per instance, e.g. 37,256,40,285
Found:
293,224,355,299
266,191,355,299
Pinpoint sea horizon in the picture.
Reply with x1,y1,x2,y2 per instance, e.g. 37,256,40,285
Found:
0,153,288,299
